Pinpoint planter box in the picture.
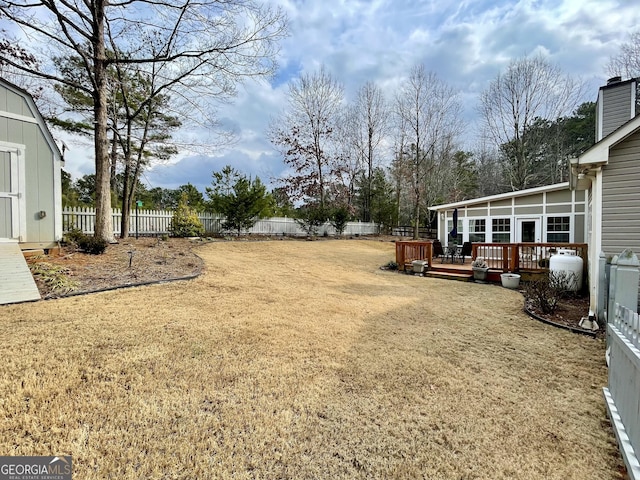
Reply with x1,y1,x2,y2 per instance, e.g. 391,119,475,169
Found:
501,273,521,289
412,260,428,273
472,266,489,282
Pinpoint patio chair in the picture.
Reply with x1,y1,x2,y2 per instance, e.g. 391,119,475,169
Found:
433,240,444,262
457,241,472,263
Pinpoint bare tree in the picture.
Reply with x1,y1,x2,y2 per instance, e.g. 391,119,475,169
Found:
607,31,640,79
478,54,583,191
0,1,287,242
269,66,344,209
394,65,463,239
340,82,389,221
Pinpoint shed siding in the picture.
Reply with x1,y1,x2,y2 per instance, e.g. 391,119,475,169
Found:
0,83,57,244
602,83,634,138
0,87,33,118
602,131,640,256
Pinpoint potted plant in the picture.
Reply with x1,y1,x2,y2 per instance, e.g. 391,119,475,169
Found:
501,273,521,289
472,257,489,282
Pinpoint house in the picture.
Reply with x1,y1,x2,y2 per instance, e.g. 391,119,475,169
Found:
570,76,640,317
1,77,64,247
429,183,587,246
0,77,64,304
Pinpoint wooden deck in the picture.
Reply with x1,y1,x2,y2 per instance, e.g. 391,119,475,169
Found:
397,240,588,284
0,242,40,305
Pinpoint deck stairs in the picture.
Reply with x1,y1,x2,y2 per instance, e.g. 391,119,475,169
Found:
425,264,473,282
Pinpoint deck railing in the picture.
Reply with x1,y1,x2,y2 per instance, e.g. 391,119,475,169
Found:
472,242,588,272
395,241,433,269
395,240,588,273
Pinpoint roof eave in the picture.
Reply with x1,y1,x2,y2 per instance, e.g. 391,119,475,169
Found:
429,182,570,211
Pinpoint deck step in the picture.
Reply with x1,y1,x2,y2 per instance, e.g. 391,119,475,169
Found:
425,271,473,282
22,249,45,259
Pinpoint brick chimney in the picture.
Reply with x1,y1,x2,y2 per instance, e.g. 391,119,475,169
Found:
596,77,638,141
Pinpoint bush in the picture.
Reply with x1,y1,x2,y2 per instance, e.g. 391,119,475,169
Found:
77,235,108,255
330,206,350,236
170,194,204,238
64,228,107,255
523,270,580,314
295,205,328,237
64,227,85,246
29,262,79,294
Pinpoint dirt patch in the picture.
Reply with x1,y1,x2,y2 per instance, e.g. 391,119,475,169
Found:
525,294,594,333
28,237,204,298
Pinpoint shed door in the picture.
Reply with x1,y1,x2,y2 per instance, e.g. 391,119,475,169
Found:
0,146,25,241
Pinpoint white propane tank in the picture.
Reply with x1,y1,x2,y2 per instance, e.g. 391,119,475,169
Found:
549,249,583,291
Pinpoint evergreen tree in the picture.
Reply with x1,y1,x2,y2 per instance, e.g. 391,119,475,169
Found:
206,166,271,236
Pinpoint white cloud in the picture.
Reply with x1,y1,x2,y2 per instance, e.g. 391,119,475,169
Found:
56,0,640,194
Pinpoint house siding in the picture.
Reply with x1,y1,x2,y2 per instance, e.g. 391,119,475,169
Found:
601,82,635,139
601,131,640,256
433,184,586,245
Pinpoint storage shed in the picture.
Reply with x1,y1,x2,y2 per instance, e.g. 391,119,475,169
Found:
1,77,63,304
0,77,63,249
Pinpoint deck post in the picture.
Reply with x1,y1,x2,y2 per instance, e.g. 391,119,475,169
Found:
502,245,510,272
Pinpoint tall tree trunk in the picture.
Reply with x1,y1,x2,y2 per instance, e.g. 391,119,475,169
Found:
92,0,115,243
110,129,118,193
120,156,132,239
366,127,373,223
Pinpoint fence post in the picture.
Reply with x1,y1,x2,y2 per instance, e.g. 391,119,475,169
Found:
598,251,608,321
614,250,640,313
608,255,619,326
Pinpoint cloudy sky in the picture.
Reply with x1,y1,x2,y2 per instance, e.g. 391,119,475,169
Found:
60,0,640,194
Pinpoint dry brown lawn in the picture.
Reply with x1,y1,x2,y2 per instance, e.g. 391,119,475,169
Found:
0,240,624,479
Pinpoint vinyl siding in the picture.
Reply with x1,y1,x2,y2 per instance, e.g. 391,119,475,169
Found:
601,83,634,138
601,131,640,256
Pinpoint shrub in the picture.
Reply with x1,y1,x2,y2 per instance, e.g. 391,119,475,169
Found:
78,235,108,255
64,227,85,246
330,206,350,236
295,205,328,237
523,270,579,314
170,193,204,238
29,262,79,294
64,228,107,255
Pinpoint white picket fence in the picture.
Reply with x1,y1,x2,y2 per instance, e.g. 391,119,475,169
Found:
603,249,640,480
62,207,379,237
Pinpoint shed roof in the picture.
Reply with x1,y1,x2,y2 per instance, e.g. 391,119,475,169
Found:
0,77,63,161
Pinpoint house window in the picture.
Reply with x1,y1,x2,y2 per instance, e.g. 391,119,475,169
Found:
492,218,511,243
547,216,570,243
447,218,463,243
469,219,486,242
